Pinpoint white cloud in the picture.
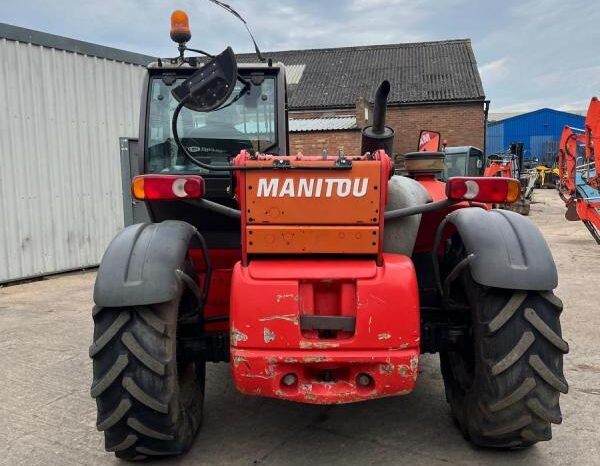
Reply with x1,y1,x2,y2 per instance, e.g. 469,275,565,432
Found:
479,57,509,81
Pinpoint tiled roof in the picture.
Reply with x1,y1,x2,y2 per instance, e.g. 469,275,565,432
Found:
289,116,357,132
238,39,485,110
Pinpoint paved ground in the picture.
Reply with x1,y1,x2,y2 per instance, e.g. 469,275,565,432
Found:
1,189,599,466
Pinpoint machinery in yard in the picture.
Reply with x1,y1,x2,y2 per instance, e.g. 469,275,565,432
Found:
90,9,569,460
557,97,600,243
482,148,537,215
443,145,485,178
439,141,535,215
534,163,559,189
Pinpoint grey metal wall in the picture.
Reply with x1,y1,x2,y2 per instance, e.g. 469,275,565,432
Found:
0,37,146,282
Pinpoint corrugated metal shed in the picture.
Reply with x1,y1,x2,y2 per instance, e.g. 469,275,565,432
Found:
289,116,357,132
486,108,585,161
0,25,148,282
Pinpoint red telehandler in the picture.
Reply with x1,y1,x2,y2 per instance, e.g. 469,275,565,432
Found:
90,8,568,459
557,97,600,243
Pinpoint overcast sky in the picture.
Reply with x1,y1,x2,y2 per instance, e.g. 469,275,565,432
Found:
3,0,599,112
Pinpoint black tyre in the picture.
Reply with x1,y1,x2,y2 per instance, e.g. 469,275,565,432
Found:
90,280,205,460
441,268,569,448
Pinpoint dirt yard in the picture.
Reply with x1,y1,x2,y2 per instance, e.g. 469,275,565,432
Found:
1,188,599,466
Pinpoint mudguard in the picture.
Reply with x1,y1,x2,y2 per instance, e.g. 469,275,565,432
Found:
446,208,558,290
94,220,196,307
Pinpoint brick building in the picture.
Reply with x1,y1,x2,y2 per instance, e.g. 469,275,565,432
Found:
243,40,487,157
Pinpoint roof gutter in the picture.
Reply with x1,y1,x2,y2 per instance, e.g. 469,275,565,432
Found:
290,98,487,112
0,22,154,66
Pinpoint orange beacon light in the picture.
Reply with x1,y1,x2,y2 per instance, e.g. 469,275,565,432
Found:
170,10,191,44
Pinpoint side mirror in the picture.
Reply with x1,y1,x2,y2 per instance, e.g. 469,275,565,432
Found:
171,47,238,112
418,130,441,151
476,159,483,169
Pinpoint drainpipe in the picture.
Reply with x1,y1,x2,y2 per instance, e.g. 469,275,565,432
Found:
483,100,490,155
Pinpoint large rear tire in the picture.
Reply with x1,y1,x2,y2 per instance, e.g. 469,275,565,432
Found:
441,271,568,448
90,280,205,460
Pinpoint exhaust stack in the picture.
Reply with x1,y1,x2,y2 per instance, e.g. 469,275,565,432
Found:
361,80,395,157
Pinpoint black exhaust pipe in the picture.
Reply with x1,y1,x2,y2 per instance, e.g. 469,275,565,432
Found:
361,80,395,157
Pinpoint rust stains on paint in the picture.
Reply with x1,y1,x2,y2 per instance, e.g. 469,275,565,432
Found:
379,363,395,375
299,341,340,349
232,354,249,368
275,293,299,303
230,326,248,346
259,314,299,325
263,327,276,343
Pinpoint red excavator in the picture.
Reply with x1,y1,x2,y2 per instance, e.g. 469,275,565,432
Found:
557,97,600,243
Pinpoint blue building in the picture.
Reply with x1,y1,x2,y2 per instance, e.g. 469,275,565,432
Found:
486,108,585,163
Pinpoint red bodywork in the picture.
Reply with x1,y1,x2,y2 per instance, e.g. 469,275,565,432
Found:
185,151,486,403
229,256,419,403
222,149,422,404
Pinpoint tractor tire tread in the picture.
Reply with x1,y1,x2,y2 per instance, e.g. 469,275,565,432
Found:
136,446,182,456
481,414,532,437
491,331,535,376
122,376,169,413
122,331,166,375
523,308,569,353
91,300,204,459
488,377,536,412
127,417,175,440
539,292,563,312
441,283,568,449
96,398,131,431
136,307,167,334
106,434,138,452
90,353,129,398
528,355,569,393
89,311,130,357
487,291,527,334
526,398,562,424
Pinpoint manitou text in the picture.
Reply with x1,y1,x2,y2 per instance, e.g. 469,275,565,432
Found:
256,178,369,198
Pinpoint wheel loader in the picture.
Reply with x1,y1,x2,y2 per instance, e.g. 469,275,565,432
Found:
90,9,568,460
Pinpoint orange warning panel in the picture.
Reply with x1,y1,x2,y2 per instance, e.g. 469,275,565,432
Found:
244,161,382,225
246,226,379,254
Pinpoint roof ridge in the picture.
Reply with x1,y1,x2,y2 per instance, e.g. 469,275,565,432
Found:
293,115,356,120
238,39,472,57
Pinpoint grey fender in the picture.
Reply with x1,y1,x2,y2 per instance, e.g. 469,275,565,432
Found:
94,220,197,307
445,207,557,290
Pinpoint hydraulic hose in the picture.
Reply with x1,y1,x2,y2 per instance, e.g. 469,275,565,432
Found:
384,198,457,220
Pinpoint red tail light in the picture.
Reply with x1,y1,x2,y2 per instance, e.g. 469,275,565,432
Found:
446,177,520,203
132,175,204,200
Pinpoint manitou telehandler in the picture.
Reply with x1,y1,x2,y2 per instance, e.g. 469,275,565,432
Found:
90,9,568,460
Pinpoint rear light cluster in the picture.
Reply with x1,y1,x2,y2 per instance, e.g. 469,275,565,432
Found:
446,177,520,203
132,175,204,200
